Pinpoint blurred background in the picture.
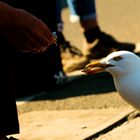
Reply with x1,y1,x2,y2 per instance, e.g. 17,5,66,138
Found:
61,0,140,51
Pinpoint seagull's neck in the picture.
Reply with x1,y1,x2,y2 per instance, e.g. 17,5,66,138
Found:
112,68,140,89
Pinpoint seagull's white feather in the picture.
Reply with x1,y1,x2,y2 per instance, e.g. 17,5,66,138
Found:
103,51,140,77
84,51,140,110
102,51,140,109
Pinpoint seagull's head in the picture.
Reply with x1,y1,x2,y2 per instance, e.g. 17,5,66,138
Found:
83,51,140,77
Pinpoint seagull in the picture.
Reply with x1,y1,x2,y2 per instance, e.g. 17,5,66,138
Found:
83,51,140,110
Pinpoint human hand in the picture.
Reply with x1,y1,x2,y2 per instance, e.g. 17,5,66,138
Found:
0,2,56,53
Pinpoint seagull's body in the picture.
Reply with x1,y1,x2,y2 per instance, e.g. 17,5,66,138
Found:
114,67,140,109
83,51,140,110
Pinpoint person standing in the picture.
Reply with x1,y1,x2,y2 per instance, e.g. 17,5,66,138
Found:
59,0,136,72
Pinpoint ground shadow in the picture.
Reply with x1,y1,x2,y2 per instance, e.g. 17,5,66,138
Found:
17,52,140,101
31,72,116,100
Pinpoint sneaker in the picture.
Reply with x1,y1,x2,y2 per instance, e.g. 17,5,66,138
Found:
83,31,136,59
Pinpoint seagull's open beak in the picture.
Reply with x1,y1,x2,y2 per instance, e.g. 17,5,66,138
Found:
82,60,113,75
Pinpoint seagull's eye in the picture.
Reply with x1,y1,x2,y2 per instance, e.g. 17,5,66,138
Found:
113,56,122,61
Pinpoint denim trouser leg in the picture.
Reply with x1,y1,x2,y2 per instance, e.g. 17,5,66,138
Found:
67,0,77,15
56,0,63,24
66,0,80,22
72,0,96,20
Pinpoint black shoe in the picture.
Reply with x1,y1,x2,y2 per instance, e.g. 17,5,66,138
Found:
99,32,135,52
83,27,136,59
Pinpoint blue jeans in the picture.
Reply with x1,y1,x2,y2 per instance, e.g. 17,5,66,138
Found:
56,0,63,24
66,0,77,16
68,0,96,20
57,0,96,24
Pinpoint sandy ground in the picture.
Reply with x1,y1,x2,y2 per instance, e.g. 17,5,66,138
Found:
12,73,139,140
11,108,135,140
10,0,140,139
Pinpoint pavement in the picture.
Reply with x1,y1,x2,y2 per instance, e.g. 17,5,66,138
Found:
12,71,139,140
10,0,140,139
11,107,135,140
